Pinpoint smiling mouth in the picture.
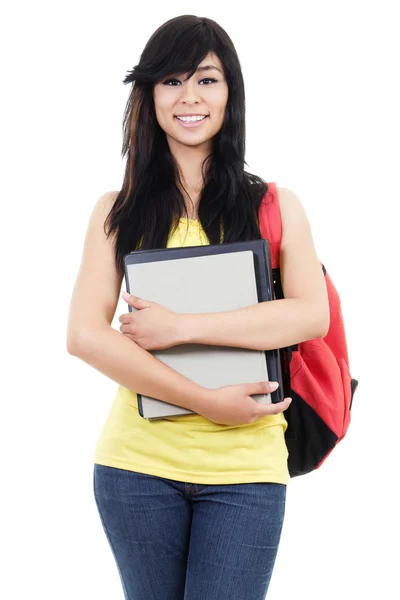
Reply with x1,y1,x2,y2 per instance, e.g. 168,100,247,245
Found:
175,115,209,122
174,115,210,129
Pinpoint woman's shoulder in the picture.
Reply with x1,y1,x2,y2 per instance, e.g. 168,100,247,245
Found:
88,190,121,232
275,185,308,220
274,185,302,211
274,185,313,248
95,190,120,212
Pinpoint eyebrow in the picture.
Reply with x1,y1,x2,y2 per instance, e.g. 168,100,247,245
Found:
195,64,223,74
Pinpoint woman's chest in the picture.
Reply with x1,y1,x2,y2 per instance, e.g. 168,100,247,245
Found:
167,220,209,248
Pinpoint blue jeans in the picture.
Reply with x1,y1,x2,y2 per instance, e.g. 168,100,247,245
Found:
93,464,286,600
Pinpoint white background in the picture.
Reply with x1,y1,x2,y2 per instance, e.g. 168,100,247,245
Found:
1,1,399,598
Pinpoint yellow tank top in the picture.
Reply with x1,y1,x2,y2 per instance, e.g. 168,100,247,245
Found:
93,218,289,484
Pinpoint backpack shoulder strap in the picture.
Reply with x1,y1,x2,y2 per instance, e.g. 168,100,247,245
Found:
259,182,282,269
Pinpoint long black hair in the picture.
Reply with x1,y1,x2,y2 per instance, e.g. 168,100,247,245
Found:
104,15,269,276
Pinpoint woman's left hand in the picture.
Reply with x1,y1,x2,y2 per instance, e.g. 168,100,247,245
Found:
119,291,185,351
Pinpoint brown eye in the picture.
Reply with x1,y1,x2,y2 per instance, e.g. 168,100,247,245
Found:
163,79,181,86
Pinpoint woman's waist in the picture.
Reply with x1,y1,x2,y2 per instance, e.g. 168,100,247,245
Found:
115,385,288,432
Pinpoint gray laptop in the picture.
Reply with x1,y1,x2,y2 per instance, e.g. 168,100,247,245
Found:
123,240,283,420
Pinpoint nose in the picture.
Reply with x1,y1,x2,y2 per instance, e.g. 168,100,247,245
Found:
178,78,201,104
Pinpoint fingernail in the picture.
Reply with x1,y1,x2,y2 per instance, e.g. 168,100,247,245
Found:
270,382,279,390
122,291,130,299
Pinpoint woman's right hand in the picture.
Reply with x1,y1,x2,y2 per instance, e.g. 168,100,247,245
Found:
198,382,292,426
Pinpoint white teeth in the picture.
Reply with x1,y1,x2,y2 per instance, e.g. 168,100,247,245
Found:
176,115,207,122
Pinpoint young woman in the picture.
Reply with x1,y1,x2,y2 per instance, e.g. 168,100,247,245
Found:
67,14,329,600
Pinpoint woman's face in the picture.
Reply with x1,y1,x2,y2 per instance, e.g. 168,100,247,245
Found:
153,52,229,150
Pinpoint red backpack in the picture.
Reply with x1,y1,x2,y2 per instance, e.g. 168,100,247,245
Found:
259,182,358,477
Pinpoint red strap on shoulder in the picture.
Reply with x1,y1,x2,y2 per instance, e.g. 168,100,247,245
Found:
258,182,282,269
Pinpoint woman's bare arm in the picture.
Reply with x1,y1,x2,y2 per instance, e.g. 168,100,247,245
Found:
66,191,209,413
